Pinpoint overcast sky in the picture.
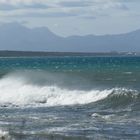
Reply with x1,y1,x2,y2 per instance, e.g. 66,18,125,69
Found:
0,0,140,36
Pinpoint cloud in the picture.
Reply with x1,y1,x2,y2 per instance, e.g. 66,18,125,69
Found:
0,0,129,18
0,0,127,8
58,1,92,7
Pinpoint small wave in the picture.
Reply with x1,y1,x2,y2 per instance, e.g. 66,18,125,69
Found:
97,88,140,109
123,72,132,75
91,113,115,120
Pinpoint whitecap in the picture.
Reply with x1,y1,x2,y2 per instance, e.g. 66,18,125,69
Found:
0,73,112,107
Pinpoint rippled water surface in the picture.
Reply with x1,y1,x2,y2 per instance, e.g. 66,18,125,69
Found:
0,56,140,140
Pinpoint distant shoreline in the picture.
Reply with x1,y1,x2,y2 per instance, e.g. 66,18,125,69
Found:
0,50,139,57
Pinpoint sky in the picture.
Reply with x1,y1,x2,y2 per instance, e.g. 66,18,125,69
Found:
0,0,140,37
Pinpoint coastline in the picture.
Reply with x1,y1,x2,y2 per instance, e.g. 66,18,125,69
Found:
0,50,139,57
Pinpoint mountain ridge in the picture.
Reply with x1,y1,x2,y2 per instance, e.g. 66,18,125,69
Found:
0,23,140,52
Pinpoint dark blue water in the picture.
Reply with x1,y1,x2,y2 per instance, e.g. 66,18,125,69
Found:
0,56,140,140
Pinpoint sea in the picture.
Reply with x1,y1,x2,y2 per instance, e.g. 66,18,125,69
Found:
0,56,140,140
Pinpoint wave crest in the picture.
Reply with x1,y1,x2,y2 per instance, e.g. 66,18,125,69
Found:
0,74,113,107
97,88,140,109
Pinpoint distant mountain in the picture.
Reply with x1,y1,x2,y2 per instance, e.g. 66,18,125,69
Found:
0,22,140,52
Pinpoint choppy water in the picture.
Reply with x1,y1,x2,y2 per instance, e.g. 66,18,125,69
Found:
0,56,140,140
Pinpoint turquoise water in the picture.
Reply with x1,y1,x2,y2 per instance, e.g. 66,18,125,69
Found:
0,56,140,139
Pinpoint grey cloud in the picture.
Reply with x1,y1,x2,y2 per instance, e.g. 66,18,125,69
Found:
0,4,17,11
81,16,96,20
24,12,78,18
58,1,92,8
0,0,129,19
0,3,49,11
1,10,79,18
22,3,49,9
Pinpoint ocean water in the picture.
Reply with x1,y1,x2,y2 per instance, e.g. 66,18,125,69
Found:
0,56,140,140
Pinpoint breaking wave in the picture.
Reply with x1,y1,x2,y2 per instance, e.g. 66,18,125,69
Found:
0,71,139,108
0,74,111,107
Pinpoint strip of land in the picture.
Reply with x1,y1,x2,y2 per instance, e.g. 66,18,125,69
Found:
0,51,139,57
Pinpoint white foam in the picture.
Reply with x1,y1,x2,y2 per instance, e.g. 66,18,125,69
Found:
0,130,11,140
0,75,113,107
91,113,115,120
123,72,132,75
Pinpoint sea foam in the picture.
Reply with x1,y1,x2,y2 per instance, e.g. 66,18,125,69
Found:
0,130,11,140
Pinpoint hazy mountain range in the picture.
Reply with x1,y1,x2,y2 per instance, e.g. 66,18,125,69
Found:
0,23,140,52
